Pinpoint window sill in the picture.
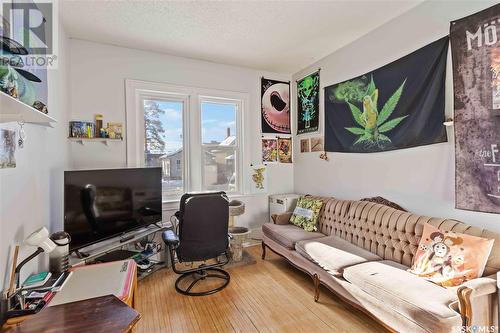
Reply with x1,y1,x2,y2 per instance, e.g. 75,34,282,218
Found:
161,192,267,210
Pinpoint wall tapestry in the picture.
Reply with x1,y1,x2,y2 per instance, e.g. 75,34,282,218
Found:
0,129,16,169
451,3,500,214
261,138,278,162
250,164,267,193
261,78,290,134
324,37,449,153
0,4,49,114
297,70,320,134
278,137,292,163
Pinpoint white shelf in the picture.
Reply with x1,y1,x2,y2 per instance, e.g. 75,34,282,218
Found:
0,92,56,124
68,137,123,145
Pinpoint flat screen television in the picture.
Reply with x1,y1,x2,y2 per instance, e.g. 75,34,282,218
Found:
64,167,162,251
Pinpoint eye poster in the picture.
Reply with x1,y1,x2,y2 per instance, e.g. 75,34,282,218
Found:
261,78,290,134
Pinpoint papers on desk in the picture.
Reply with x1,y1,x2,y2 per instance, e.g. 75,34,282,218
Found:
48,259,136,307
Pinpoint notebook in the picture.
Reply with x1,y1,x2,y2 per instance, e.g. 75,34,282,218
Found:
48,259,135,307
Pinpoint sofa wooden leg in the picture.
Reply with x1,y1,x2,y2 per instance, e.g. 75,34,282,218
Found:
261,241,266,260
313,274,320,302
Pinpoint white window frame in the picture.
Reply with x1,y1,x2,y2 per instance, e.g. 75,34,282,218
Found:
125,79,248,202
199,96,243,194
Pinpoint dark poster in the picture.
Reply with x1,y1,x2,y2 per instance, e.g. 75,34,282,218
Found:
297,71,320,134
324,37,448,153
261,78,291,134
451,4,500,214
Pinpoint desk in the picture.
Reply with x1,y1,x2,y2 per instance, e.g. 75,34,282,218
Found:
3,295,140,333
2,260,138,330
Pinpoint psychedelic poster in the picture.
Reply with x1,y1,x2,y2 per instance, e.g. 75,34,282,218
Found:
278,137,292,163
451,3,500,214
297,71,320,134
324,37,448,153
261,78,290,134
261,138,278,162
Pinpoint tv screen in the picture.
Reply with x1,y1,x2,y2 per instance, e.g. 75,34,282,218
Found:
64,167,162,251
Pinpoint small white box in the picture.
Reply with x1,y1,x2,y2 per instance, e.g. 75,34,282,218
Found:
269,193,301,222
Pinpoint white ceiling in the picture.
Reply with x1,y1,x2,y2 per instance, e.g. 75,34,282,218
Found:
60,0,423,73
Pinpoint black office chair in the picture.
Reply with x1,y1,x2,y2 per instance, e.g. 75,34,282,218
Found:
162,192,231,296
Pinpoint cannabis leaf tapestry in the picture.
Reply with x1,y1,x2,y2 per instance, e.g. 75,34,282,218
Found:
297,71,320,135
451,3,500,214
324,37,449,153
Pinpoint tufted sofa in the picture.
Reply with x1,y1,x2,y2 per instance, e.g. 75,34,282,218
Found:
261,197,500,333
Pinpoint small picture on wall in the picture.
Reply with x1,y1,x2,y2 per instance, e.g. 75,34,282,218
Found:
300,138,310,153
278,137,292,163
0,129,16,169
262,138,278,162
250,164,267,193
310,137,324,152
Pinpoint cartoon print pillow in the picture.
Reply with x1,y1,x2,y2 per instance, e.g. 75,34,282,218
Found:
408,224,494,287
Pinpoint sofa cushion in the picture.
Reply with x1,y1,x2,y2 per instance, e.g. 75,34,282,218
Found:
295,236,381,276
343,260,460,332
261,223,324,249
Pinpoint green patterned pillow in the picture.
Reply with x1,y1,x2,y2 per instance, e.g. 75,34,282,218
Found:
289,197,324,232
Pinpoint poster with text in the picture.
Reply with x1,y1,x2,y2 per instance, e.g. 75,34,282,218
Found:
297,71,320,134
324,37,448,153
261,78,290,134
451,3,500,214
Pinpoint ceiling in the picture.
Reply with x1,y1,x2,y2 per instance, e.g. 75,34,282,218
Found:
60,0,423,73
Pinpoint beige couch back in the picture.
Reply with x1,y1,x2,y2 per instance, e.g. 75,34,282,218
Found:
317,198,500,276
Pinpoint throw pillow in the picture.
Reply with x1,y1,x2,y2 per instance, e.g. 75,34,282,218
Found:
289,197,324,232
408,223,494,287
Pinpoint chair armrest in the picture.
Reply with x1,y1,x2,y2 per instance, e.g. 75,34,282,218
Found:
457,275,497,327
162,229,180,248
271,212,293,225
460,276,497,298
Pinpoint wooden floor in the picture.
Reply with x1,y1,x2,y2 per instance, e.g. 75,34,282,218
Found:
135,245,388,333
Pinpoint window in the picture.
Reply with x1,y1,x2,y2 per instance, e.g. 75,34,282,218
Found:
126,80,247,202
201,99,240,192
143,98,185,200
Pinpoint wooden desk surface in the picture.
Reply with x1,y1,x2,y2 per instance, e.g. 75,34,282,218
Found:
3,295,140,333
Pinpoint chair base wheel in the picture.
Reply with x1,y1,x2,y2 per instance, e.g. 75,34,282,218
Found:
175,268,230,296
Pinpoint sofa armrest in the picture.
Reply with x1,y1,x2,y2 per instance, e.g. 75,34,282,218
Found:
457,275,497,327
460,276,497,297
271,212,293,225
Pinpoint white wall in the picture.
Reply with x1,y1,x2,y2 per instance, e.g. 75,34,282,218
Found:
0,27,70,290
292,1,500,233
68,39,294,230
